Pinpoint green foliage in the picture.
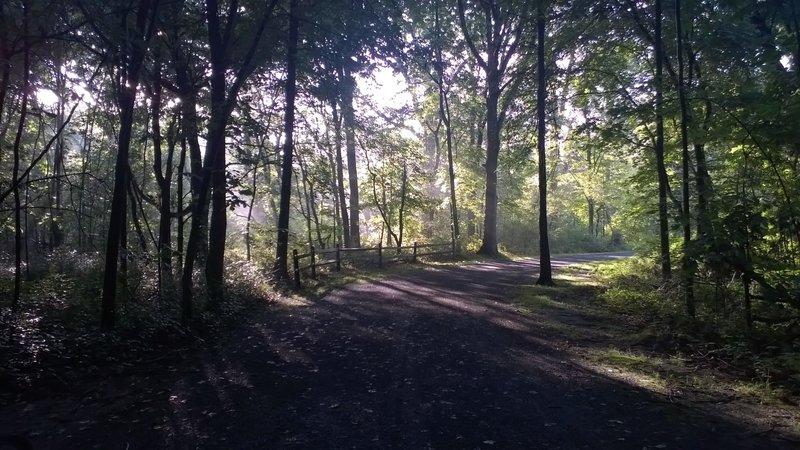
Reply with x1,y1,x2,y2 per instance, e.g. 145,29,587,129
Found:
593,257,800,393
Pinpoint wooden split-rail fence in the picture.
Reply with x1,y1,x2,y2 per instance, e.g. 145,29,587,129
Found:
292,241,454,289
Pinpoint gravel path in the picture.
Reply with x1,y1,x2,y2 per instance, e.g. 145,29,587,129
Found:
5,253,794,449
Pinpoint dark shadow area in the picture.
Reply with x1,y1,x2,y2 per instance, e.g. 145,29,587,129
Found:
1,254,794,449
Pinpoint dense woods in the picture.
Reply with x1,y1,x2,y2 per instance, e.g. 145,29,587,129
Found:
1,0,799,366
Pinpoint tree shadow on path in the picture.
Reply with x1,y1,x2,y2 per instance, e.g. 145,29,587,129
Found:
6,254,795,449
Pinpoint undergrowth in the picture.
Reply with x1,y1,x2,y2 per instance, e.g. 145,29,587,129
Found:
0,252,276,402
591,256,800,398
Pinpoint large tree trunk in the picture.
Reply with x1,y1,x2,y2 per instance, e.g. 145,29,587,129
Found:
535,2,553,286
342,70,361,247
480,81,500,256
675,0,694,315
204,0,229,302
11,34,30,315
654,0,672,281
203,0,277,300
101,0,154,330
456,0,523,256
177,135,187,270
273,0,299,280
331,103,351,247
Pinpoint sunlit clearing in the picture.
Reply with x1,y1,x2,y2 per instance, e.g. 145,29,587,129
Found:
36,88,59,107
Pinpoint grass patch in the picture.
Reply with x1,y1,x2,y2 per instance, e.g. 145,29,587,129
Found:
584,346,793,406
587,347,671,392
580,256,800,407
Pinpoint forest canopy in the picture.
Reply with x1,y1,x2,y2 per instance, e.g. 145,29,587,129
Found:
0,0,799,337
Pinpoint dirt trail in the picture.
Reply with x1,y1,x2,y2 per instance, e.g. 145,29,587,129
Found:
4,253,796,449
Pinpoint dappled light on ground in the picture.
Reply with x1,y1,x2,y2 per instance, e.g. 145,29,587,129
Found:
2,253,797,448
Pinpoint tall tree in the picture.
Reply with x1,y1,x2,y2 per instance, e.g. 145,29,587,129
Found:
457,0,525,256
331,103,351,247
535,0,553,285
181,0,278,317
98,0,159,330
675,0,694,315
273,0,300,280
654,0,671,281
10,5,31,314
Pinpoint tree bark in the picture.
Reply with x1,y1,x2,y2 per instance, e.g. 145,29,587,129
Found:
331,102,351,247
151,64,175,300
11,28,30,315
457,0,522,256
654,0,672,281
535,1,553,286
434,2,459,253
341,69,361,247
675,0,694,315
101,0,155,330
273,0,299,280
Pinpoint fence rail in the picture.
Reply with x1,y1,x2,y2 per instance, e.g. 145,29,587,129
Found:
292,241,454,289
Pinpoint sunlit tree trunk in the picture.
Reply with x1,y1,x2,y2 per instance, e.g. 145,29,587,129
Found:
341,68,361,247
433,2,459,253
457,0,522,256
331,103,350,247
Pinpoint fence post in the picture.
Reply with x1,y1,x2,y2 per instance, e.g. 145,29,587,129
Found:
378,242,383,269
310,246,316,279
412,241,417,263
293,249,301,289
335,243,341,271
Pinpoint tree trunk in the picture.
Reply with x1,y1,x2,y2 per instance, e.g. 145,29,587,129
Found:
456,0,522,256
398,161,407,251
675,0,694,316
342,70,361,247
175,69,208,261
11,33,30,315
331,103,350,247
535,2,553,286
151,65,175,300
654,0,672,281
204,0,229,301
272,0,299,280
434,3,459,253
202,0,278,300
480,82,500,256
245,152,259,262
177,135,187,270
50,53,66,249
101,0,153,330
298,152,324,248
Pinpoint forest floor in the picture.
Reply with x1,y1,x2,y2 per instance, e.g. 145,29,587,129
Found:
2,253,799,449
